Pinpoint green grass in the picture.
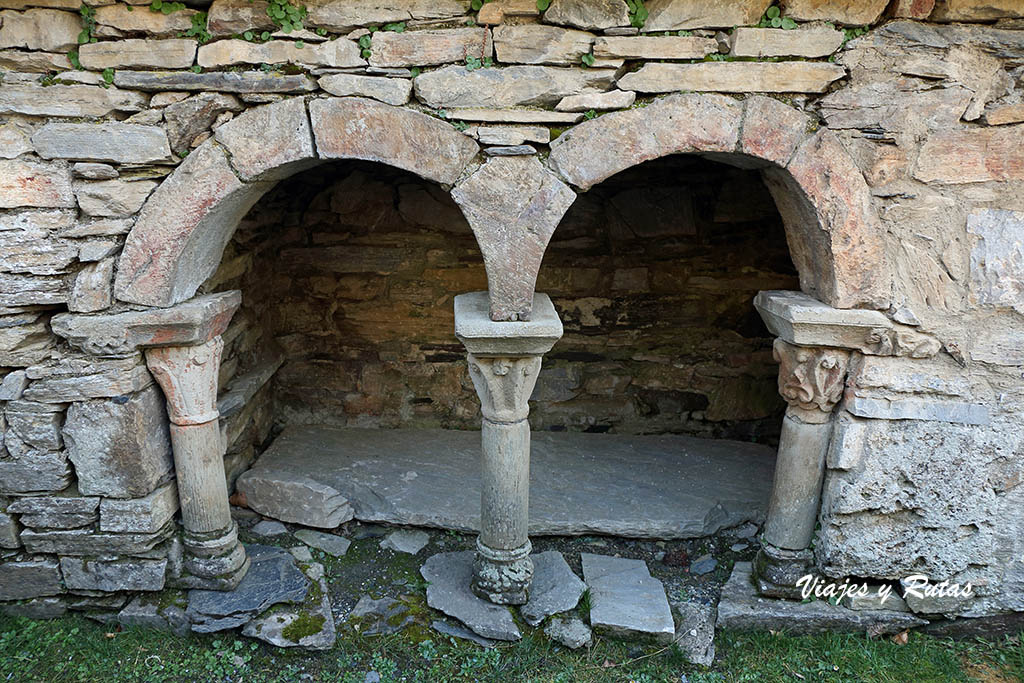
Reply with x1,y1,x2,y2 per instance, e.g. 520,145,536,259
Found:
0,613,1021,682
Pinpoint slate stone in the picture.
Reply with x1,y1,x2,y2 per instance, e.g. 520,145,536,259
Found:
380,529,430,555
113,70,317,93
730,543,749,552
290,546,313,562
421,551,521,641
673,601,716,666
349,595,413,636
118,593,190,636
582,553,675,643
520,551,586,626
242,563,336,650
295,529,351,557
431,620,496,647
717,563,928,636
482,145,536,156
251,520,288,537
545,615,592,649
60,557,167,592
0,558,63,601
188,545,310,633
690,555,717,575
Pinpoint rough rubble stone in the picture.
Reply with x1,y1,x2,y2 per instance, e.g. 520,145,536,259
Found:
252,520,289,536
783,0,890,25
242,562,336,649
99,482,179,534
475,125,550,145
673,601,716,666
0,450,73,494
618,62,846,94
213,97,315,182
717,563,928,635
966,209,1024,314
543,0,629,30
545,615,592,648
63,385,174,498
0,512,21,549
0,370,29,401
915,124,1024,184
94,3,196,35
443,108,583,124
208,0,275,35
317,74,413,106
556,89,635,112
70,162,118,180
74,179,158,218
729,26,845,58
421,551,521,641
369,27,489,67
492,25,594,66
930,0,1024,20
309,97,478,185
78,39,198,70
892,0,936,18
414,65,616,109
0,159,74,209
20,523,173,555
582,553,675,643
4,401,63,451
60,557,167,592
0,8,80,51
641,0,771,30
0,84,147,118
118,593,190,636
197,38,363,69
0,315,53,366
0,123,33,159
7,490,99,529
295,529,351,557
188,545,310,633
520,551,586,626
349,595,415,636
0,49,71,72
0,558,63,601
164,92,243,153
24,355,154,403
308,0,469,32
430,619,496,647
380,529,429,555
690,554,717,575
594,35,717,59
68,258,115,314
114,71,317,94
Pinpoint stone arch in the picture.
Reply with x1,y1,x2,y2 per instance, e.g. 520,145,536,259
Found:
114,96,480,308
543,93,891,312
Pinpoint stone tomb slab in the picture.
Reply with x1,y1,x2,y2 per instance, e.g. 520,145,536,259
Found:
241,426,775,539
582,553,676,643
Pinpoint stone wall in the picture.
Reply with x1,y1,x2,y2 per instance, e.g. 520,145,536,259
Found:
0,0,1022,622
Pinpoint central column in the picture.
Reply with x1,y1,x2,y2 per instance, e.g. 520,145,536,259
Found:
454,292,563,605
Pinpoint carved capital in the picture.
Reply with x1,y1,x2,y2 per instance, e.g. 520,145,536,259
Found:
467,353,542,424
145,337,224,426
773,339,850,417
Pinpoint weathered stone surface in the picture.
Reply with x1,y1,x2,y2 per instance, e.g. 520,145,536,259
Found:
243,562,336,650
0,314,53,366
753,290,891,351
163,92,242,154
208,0,274,35
118,593,189,636
309,97,478,185
294,529,351,557
0,558,63,601
0,8,80,51
60,557,167,592
476,0,538,23
729,26,844,58
198,38,363,69
421,551,521,641
594,35,717,59
188,544,310,633
485,144,536,155
72,163,118,180
113,71,317,94
966,209,1024,314
349,595,415,635
493,25,593,65
0,370,29,401
618,62,846,93
673,601,716,665
845,396,989,425
5,400,63,450
369,27,488,67
75,179,158,218
986,102,1024,126
0,450,73,494
100,481,179,533
214,97,315,182
642,0,770,30
543,0,629,30
237,468,354,529
0,272,67,309
308,0,469,32
445,108,583,124
24,355,154,402
453,157,575,321
0,123,33,159
548,92,743,190
94,3,197,35
915,128,1024,184
79,39,197,70
7,489,99,529
20,523,172,555
0,159,74,209
0,511,20,548
64,385,174,498
520,551,586,626
414,65,616,108
68,258,114,313
545,615,592,648
475,125,550,145
430,619,495,646
380,529,429,555
556,89,635,112
784,0,889,24
252,520,288,536
717,563,927,635
33,123,171,164
892,0,936,17
0,84,147,118
0,49,71,72
582,553,675,643
318,73,412,105
927,0,1024,21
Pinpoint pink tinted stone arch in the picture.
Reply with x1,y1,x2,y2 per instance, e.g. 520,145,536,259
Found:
114,96,480,308
545,93,891,311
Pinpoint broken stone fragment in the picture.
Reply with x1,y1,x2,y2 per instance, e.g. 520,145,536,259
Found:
242,561,336,650
582,553,675,643
519,551,586,626
545,615,593,648
421,551,521,641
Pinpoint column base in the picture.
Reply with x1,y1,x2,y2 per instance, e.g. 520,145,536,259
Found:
471,538,533,605
177,522,249,590
753,542,815,600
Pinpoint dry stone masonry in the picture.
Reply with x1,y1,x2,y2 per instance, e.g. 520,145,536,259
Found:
0,0,1022,642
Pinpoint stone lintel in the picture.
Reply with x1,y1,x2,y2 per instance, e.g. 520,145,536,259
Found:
754,290,890,351
51,291,242,357
454,292,563,356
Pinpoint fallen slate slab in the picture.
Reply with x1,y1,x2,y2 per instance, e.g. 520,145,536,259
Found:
421,551,520,641
520,551,586,626
717,563,929,636
348,595,414,636
117,592,189,636
673,601,716,666
381,529,430,555
545,615,592,649
582,553,675,644
251,520,288,537
431,620,496,647
242,562,336,650
187,545,310,633
294,529,351,557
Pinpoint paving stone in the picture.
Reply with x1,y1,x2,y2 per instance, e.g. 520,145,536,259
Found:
421,551,521,641
493,24,594,65
295,529,351,557
556,89,635,111
317,73,412,105
188,544,310,633
60,557,167,592
430,619,496,647
543,0,629,30
641,0,770,30
414,65,616,108
78,39,198,70
618,62,846,94
729,26,845,58
673,601,716,665
545,615,592,648
243,562,336,650
290,546,313,562
380,529,430,555
99,482,179,534
252,520,289,537
717,563,929,636
594,35,717,59
369,27,489,67
0,8,80,51
582,553,675,643
0,84,147,118
197,38,363,69
114,71,317,93
0,159,74,209
690,554,717,575
520,551,586,626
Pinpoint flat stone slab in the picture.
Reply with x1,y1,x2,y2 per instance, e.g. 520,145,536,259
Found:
242,562,335,650
244,426,775,538
582,553,675,643
520,551,586,626
294,529,351,557
673,601,717,666
717,563,929,636
381,529,430,555
187,545,310,633
420,551,520,641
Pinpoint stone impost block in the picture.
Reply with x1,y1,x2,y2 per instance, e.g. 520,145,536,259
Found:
454,292,563,356
843,396,991,426
754,290,891,351
52,291,242,357
32,123,172,164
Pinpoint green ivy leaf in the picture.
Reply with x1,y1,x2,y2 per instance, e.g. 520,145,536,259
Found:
536,0,551,10
581,53,595,67
781,17,796,29
770,16,782,27
243,30,253,40
358,34,371,48
294,40,304,48
410,66,421,77
766,6,780,18
470,0,482,9
261,31,271,40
